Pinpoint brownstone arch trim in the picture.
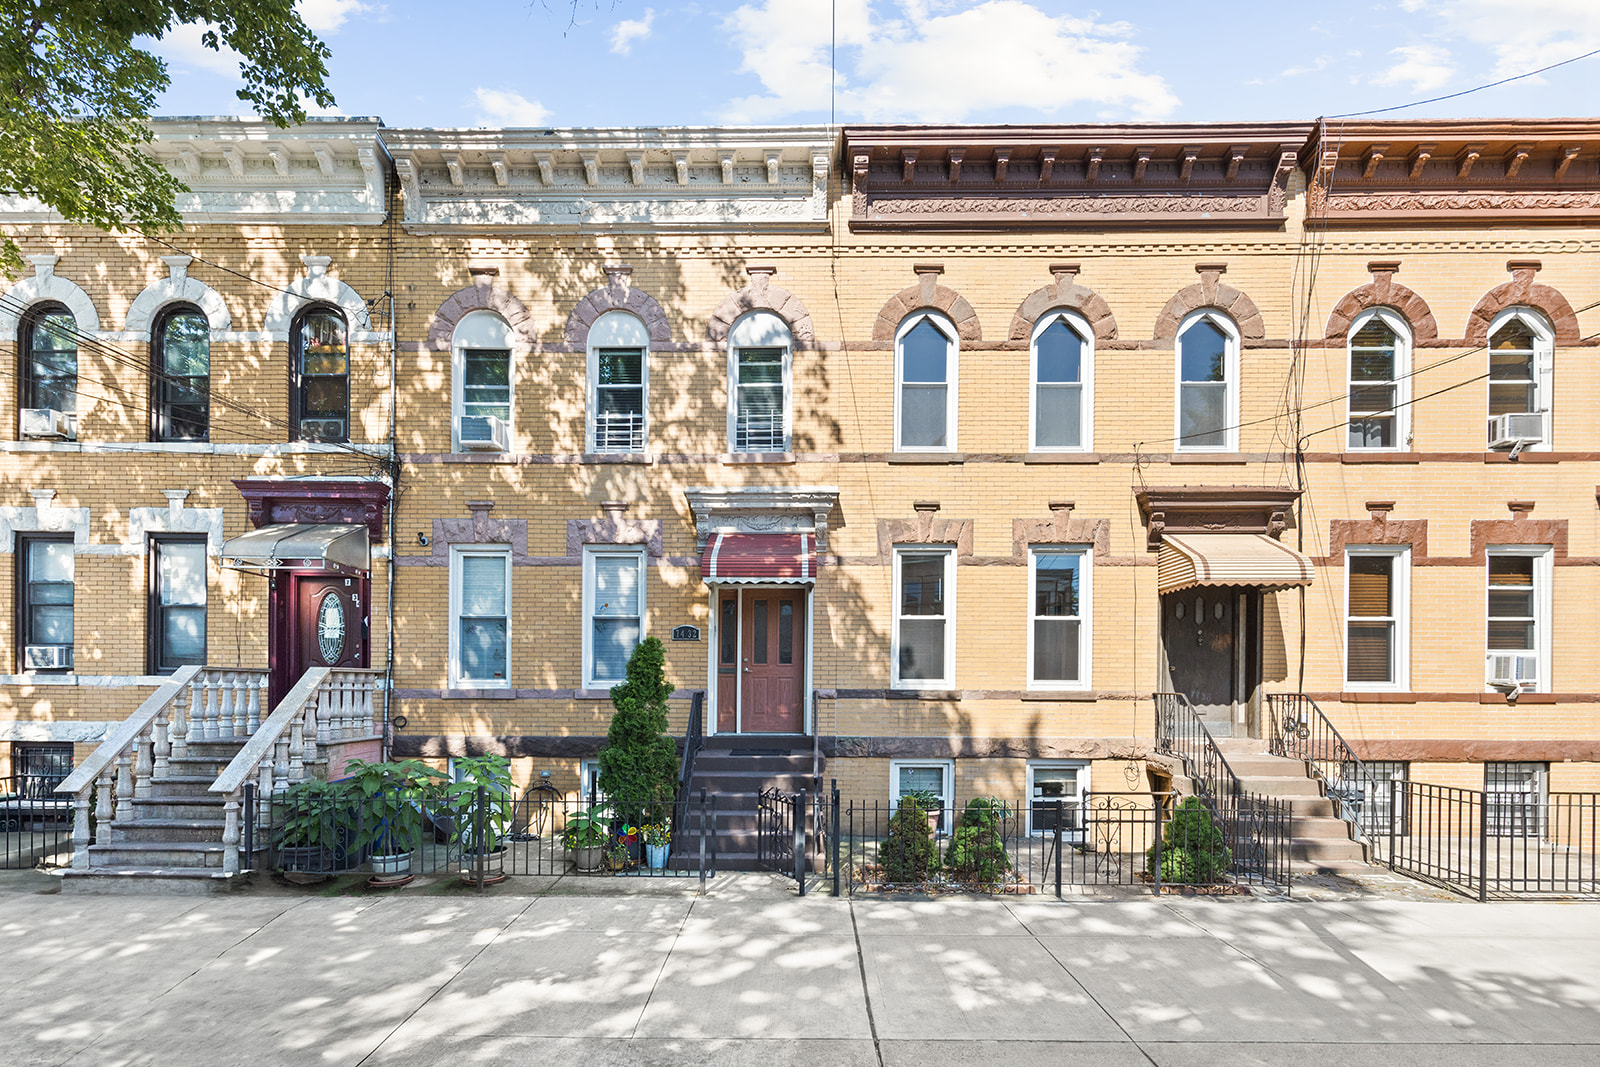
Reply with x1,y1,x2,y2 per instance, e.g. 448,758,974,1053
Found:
1324,263,1438,340
1152,264,1264,342
563,265,672,345
871,264,981,342
706,266,815,343
1008,264,1118,341
426,277,539,350
1465,261,1581,345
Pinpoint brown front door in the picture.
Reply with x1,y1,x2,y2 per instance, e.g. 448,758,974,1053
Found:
271,573,368,707
715,588,806,733
1163,590,1234,733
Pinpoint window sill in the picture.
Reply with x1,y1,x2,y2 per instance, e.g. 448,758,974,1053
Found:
888,453,965,465
886,687,961,700
1341,452,1421,464
1480,691,1556,704
582,452,653,465
1483,450,1556,463
576,688,618,700
444,685,515,698
1338,691,1418,703
1024,452,1100,465
1170,452,1247,465
722,452,795,465
1022,690,1097,702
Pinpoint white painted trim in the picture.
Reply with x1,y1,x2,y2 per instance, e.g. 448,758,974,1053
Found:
1173,308,1240,452
1025,759,1091,840
726,311,793,454
449,544,512,690
1026,546,1092,691
894,311,959,452
262,255,377,340
1029,309,1095,452
1343,545,1411,691
586,311,650,454
891,546,955,690
123,257,232,340
889,758,954,833
1485,544,1554,694
0,441,394,456
0,505,90,554
0,256,102,337
582,545,647,690
450,310,517,453
1345,307,1412,452
1486,306,1555,451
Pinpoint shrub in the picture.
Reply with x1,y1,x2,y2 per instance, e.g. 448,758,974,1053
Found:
944,796,1013,883
882,796,936,883
597,637,679,825
1148,796,1233,883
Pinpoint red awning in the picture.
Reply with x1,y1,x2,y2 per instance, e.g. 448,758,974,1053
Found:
700,532,815,584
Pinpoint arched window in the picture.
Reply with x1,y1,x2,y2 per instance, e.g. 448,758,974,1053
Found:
1487,308,1553,450
451,310,514,452
152,305,210,442
587,310,648,453
20,304,77,437
895,311,957,451
727,311,792,453
1030,310,1093,451
1174,310,1239,451
293,307,349,442
1347,309,1410,451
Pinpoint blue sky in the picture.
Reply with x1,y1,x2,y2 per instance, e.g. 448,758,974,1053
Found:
149,0,1600,127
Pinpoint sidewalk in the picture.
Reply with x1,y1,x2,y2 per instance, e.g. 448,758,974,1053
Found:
0,872,1597,1065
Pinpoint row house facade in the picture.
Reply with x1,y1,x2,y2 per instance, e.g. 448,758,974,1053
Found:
0,115,1597,852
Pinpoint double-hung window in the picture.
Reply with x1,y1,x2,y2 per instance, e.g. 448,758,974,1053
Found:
728,311,791,453
1029,547,1090,688
1344,546,1409,690
895,312,957,451
293,307,349,442
588,311,649,453
1347,310,1409,450
893,548,953,688
452,310,513,451
583,547,645,688
18,536,73,672
150,537,206,672
890,760,952,833
1175,310,1238,451
1028,761,1089,840
1486,547,1551,692
1487,310,1553,449
1031,311,1092,450
153,306,210,442
20,305,77,432
451,547,511,688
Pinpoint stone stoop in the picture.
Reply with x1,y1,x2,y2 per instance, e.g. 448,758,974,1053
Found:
685,736,821,871
61,740,260,895
1213,738,1372,874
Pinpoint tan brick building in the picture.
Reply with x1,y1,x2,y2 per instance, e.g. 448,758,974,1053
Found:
2,116,1596,850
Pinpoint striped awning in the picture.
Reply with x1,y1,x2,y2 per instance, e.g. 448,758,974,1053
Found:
700,532,815,584
1157,533,1314,594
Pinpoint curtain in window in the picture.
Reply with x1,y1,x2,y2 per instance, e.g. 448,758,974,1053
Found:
156,310,210,441
459,555,507,681
592,555,641,681
157,541,206,668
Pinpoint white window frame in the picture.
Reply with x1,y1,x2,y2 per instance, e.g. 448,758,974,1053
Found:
1026,760,1090,840
891,546,955,690
1029,309,1094,452
586,310,650,454
1027,546,1092,690
894,310,959,453
726,310,793,454
1485,544,1553,694
580,758,604,805
1486,307,1554,451
1173,308,1240,452
1485,761,1548,838
450,310,515,453
448,545,512,690
582,545,647,690
1343,545,1410,691
1346,307,1412,452
889,759,953,834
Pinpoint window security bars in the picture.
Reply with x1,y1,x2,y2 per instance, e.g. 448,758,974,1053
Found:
0,774,74,870
592,411,645,453
734,410,785,452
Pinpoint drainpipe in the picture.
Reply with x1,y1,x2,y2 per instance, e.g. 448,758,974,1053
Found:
384,289,397,759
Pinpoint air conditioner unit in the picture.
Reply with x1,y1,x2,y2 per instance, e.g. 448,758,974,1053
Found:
23,645,72,670
298,419,346,441
19,408,75,441
458,415,509,452
1487,651,1537,690
1488,412,1545,450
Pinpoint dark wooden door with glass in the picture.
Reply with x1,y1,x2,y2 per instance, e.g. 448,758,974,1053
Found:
270,573,368,706
716,589,805,733
1162,590,1235,732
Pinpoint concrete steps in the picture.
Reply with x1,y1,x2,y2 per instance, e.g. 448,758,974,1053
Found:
1204,737,1374,873
688,739,821,871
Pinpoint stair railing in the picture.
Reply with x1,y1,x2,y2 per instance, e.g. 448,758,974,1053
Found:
671,691,706,865
53,666,269,870
210,667,383,875
1266,692,1371,836
1152,691,1242,806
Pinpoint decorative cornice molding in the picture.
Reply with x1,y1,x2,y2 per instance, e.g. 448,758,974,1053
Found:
685,486,839,553
872,266,981,342
706,266,815,344
1008,264,1118,341
563,266,671,345
1151,264,1265,342
1135,485,1300,550
1465,261,1581,344
232,479,391,542
1324,262,1438,340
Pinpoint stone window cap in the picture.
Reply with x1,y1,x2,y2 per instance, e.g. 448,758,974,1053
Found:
685,486,839,553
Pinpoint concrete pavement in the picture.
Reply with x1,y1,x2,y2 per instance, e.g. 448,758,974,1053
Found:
0,874,1597,1065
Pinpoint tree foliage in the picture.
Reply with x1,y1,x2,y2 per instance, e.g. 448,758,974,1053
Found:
0,1,337,274
1147,796,1233,884
596,637,678,823
882,795,935,883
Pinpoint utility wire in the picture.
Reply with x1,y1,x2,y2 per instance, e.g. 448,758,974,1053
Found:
1328,47,1600,118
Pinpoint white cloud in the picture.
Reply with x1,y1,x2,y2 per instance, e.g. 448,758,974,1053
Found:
610,9,656,56
1427,0,1600,79
471,88,552,127
150,23,244,78
1372,44,1456,91
723,0,1176,122
295,0,376,34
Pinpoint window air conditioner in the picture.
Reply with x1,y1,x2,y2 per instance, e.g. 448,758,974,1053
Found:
1487,651,1537,690
23,645,72,670
19,408,75,441
458,415,509,452
298,418,346,441
1488,412,1545,450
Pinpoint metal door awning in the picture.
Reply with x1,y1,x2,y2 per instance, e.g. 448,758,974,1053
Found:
221,524,370,577
700,532,815,584
1157,533,1314,594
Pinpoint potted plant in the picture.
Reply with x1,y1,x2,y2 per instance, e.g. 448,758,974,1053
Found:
274,777,358,877
642,822,670,870
563,803,611,872
448,753,514,885
604,839,634,872
596,638,679,850
344,758,446,886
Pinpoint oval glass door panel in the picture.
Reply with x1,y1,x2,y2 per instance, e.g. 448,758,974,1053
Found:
317,591,346,664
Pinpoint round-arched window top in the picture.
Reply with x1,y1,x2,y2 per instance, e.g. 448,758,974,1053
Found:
589,310,649,349
452,309,515,350
729,310,791,349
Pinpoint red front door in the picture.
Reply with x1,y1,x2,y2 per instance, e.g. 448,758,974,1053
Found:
270,573,369,707
737,589,805,733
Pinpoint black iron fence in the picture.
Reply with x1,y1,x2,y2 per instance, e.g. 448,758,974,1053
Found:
259,784,719,885
1266,692,1377,836
0,773,74,870
757,786,827,894
1374,781,1600,900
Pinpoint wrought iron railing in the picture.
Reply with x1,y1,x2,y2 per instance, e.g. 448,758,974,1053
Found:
734,410,785,452
593,411,645,452
1266,692,1374,837
0,774,74,870
1153,691,1240,804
